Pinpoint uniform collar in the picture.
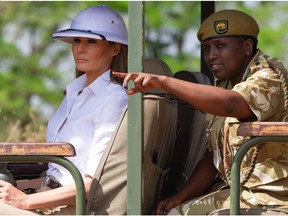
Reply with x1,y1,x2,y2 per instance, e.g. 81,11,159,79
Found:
220,49,263,89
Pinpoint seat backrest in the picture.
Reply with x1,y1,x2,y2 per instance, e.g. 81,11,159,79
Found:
142,58,177,213
164,71,210,197
86,108,128,215
86,58,178,215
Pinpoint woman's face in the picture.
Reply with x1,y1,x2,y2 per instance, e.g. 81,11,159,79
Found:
203,37,253,85
72,37,120,75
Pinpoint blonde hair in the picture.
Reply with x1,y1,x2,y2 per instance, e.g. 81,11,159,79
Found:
75,43,127,85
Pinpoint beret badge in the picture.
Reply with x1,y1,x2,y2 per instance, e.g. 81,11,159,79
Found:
214,20,228,34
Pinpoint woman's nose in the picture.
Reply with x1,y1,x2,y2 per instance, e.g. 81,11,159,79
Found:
78,42,87,53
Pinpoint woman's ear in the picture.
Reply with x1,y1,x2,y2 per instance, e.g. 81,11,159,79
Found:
113,43,121,56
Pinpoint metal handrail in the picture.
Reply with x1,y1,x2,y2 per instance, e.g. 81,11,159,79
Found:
0,155,86,215
230,136,288,215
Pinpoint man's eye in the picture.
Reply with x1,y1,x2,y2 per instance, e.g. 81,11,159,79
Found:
217,44,225,48
203,46,210,53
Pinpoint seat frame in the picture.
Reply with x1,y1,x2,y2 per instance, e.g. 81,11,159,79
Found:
230,122,288,215
0,142,86,215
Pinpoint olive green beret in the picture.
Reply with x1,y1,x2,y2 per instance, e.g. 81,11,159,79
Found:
197,10,259,42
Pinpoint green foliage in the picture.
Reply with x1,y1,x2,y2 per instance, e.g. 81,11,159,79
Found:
145,1,288,73
145,1,201,73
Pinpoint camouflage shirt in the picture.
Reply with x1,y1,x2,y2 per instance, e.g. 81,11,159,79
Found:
207,49,288,200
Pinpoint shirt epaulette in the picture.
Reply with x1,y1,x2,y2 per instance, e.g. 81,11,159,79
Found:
249,55,270,74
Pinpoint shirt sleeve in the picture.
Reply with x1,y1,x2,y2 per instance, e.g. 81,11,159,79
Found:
232,68,283,121
85,92,127,177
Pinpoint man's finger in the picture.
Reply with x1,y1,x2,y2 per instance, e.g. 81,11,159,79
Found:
112,71,127,78
128,88,140,95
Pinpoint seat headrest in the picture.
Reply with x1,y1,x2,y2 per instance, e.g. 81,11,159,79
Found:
174,70,211,85
143,58,174,95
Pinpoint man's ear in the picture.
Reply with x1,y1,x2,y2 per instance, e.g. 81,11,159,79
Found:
244,39,253,56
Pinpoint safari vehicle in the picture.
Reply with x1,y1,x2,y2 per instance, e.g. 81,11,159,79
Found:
0,1,288,215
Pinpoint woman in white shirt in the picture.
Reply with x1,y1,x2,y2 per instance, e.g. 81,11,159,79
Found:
0,4,128,215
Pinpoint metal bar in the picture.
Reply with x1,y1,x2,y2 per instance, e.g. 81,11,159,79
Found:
0,156,86,215
230,136,288,215
127,1,144,215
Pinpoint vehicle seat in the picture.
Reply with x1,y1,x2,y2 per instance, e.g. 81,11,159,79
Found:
142,58,177,213
86,58,178,214
164,70,211,197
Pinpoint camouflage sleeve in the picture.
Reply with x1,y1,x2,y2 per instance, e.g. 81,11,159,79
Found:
232,68,283,121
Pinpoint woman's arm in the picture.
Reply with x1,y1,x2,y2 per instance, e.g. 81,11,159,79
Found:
0,175,93,210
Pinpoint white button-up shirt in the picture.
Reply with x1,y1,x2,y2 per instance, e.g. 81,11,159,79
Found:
46,70,127,185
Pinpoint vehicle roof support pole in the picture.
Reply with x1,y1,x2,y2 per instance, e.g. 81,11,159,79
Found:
127,1,144,215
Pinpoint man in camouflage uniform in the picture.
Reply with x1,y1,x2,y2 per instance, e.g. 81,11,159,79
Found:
158,10,288,215
114,9,288,215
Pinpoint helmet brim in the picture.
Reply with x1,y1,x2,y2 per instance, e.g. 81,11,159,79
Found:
52,29,128,45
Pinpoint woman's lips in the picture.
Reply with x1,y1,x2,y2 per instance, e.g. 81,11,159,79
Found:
76,59,88,63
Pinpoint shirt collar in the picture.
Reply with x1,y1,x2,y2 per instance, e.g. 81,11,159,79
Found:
219,49,263,89
88,69,112,96
65,69,112,97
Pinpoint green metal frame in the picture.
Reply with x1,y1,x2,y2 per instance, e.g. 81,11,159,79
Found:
230,136,288,215
127,1,144,215
0,156,86,215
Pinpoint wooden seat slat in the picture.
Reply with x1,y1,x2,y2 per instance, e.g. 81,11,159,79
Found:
237,122,288,136
0,142,75,156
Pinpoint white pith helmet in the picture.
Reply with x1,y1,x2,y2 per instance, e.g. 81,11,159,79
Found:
52,4,128,45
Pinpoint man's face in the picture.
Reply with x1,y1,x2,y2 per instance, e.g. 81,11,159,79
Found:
202,37,252,85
